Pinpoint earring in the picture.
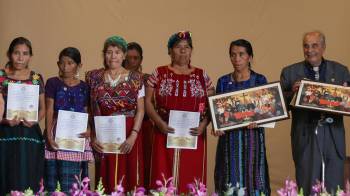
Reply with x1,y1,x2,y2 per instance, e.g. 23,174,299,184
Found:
75,68,80,79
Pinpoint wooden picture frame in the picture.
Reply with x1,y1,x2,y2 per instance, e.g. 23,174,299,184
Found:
294,80,350,116
209,82,289,132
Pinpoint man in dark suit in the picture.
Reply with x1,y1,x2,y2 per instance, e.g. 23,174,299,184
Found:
280,31,350,195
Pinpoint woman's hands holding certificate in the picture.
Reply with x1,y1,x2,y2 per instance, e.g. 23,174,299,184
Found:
91,139,104,153
78,129,91,138
158,120,175,134
190,120,207,136
22,118,37,127
47,138,59,151
2,116,21,127
119,132,137,154
2,116,37,127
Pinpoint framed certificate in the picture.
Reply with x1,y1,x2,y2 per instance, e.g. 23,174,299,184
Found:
294,80,350,115
55,110,88,152
209,82,289,132
6,83,39,122
94,115,126,154
166,110,199,149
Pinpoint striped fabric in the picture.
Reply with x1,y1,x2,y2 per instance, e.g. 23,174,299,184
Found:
44,160,85,193
215,129,270,195
45,138,94,162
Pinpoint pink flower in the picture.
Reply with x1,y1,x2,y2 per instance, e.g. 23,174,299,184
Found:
344,181,350,196
187,179,207,196
10,191,24,196
81,177,90,191
277,179,298,196
156,180,163,187
152,173,177,195
35,178,45,196
111,176,125,196
51,192,66,196
311,180,322,195
69,176,97,196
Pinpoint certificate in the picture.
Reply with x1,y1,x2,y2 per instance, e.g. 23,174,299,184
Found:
55,110,88,152
6,83,40,122
166,110,199,149
94,115,126,154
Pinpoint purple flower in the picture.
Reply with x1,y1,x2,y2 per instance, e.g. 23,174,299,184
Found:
10,191,24,196
187,179,207,196
134,187,146,196
69,176,98,196
35,179,45,196
345,181,350,195
51,192,66,196
277,179,298,196
111,176,125,196
152,173,177,195
311,180,322,195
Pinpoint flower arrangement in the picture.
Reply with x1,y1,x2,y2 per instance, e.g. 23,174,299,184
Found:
221,183,245,196
69,176,95,196
187,179,207,196
10,179,46,196
7,176,245,196
149,174,176,196
9,176,350,196
277,179,350,196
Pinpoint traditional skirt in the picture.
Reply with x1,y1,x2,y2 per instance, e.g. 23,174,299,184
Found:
0,124,44,195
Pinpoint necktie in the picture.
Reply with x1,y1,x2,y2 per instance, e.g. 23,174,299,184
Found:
313,66,320,81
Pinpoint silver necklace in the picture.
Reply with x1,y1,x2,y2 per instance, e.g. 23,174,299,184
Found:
107,73,121,87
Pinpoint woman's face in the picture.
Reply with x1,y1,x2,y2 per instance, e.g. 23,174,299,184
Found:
170,40,192,66
230,45,252,72
10,44,31,70
104,46,125,69
57,56,80,77
125,49,142,71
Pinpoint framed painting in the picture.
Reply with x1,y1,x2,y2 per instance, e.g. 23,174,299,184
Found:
209,82,289,131
294,80,350,116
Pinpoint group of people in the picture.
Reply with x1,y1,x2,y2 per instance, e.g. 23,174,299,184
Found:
0,30,348,196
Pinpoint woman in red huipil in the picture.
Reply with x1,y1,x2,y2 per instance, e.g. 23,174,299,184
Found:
145,31,214,193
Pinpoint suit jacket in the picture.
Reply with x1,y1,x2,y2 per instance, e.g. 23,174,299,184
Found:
280,59,350,162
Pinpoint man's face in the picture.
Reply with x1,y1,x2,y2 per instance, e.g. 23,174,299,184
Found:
303,33,325,66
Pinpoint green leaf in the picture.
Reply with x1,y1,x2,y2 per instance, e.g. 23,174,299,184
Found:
298,188,304,196
95,177,106,195
55,181,61,192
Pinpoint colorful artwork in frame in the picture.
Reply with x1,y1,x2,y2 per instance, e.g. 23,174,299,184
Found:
295,80,350,116
209,82,289,131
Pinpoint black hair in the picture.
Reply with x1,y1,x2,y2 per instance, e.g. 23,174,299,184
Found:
102,41,126,68
229,39,253,67
58,47,81,64
229,39,253,57
127,42,143,60
6,37,33,67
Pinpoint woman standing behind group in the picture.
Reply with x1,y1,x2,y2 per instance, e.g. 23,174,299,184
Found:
124,42,153,189
146,31,214,193
214,39,270,195
0,37,45,194
86,36,145,193
44,47,93,193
